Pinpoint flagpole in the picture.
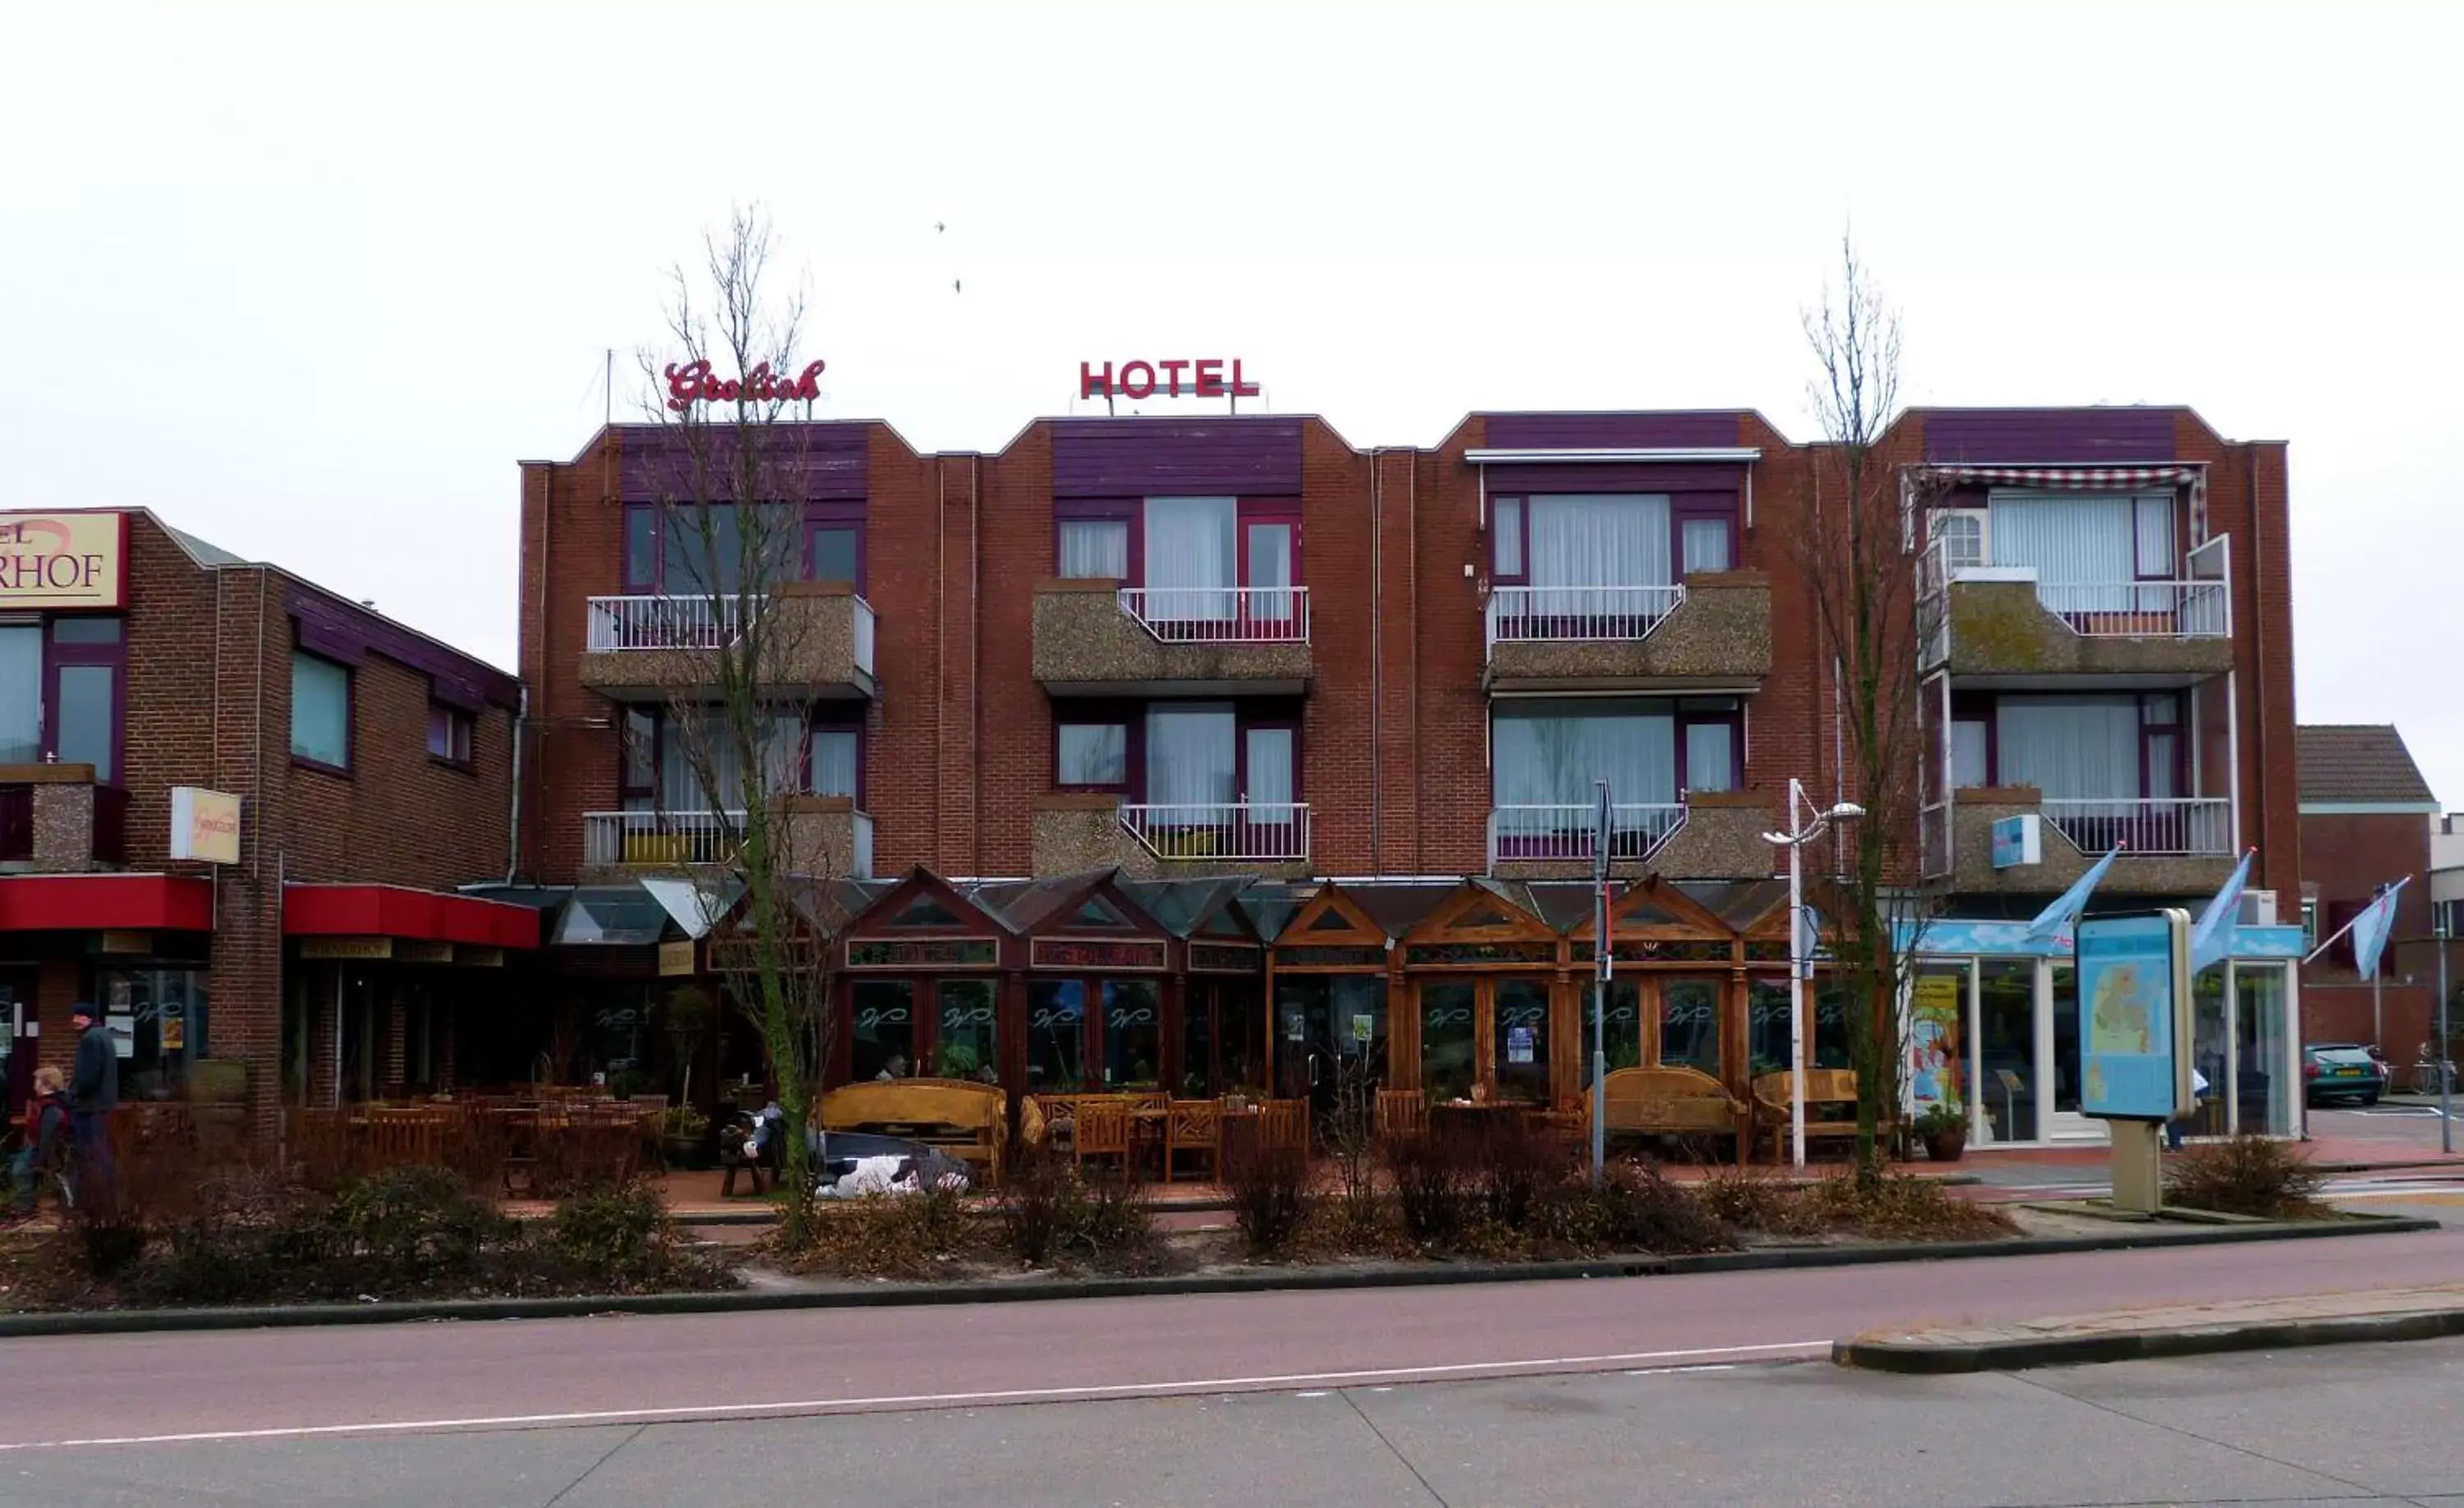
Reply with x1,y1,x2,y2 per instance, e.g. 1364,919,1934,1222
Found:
2302,874,2413,967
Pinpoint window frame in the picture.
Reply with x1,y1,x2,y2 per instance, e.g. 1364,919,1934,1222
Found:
615,704,867,809
1487,491,1740,587
1054,496,1304,592
1957,692,2187,796
42,615,128,785
1488,696,1743,803
622,501,862,595
1053,715,1133,793
288,651,354,776
426,701,476,769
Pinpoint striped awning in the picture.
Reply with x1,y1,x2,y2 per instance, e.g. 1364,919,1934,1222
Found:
1916,463,2211,543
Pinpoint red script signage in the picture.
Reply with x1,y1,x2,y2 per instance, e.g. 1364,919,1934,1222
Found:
1080,359,1258,401
664,359,826,411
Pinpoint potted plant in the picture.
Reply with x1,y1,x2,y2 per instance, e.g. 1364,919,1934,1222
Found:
660,1102,713,1169
1915,1097,1969,1162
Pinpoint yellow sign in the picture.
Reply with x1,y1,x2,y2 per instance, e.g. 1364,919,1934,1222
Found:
658,939,699,977
169,787,242,865
160,1014,185,1051
456,945,505,968
1910,972,1964,1113
393,940,453,965
0,512,126,609
98,930,151,955
299,936,393,961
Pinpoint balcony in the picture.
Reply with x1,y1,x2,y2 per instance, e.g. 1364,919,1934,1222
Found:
1483,572,1772,692
581,799,873,879
0,765,128,871
1484,792,1779,881
1943,786,2236,896
1921,536,2233,682
1030,793,1312,879
578,584,876,702
1032,580,1312,696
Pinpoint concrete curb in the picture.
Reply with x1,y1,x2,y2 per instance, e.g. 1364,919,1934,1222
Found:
0,1212,2434,1340
1836,1303,2464,1375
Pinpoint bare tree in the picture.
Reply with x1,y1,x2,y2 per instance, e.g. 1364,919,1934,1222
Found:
637,205,842,1241
1796,236,1947,1182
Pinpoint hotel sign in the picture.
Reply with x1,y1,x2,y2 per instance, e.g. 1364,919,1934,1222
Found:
1079,359,1259,401
0,512,126,609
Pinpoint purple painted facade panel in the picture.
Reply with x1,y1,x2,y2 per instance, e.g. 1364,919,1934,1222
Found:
1920,409,2178,464
287,583,519,708
617,424,869,503
1480,412,1745,449
1482,462,1747,494
1048,419,1303,497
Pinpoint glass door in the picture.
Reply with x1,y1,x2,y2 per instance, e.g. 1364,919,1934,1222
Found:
1276,975,1385,1123
0,967,34,1119
1974,959,2039,1143
2043,962,2105,1142
2233,963,2294,1137
1239,507,1299,637
1240,723,1298,856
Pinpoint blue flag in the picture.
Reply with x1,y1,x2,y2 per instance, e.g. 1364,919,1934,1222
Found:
2352,879,2407,981
2190,848,2255,976
2025,845,2121,945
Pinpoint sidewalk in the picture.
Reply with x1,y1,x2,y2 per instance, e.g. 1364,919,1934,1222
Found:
1839,1284,2464,1373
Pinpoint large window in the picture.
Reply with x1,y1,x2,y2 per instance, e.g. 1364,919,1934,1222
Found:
1658,978,1721,1075
99,967,208,1099
4,618,126,783
1421,980,1477,1100
1988,490,2179,614
1992,692,2184,802
0,624,38,763
1491,698,1740,853
1055,497,1302,629
620,708,862,810
622,502,846,595
290,651,352,770
1050,701,1299,817
1489,492,1736,588
1056,720,1129,789
851,980,916,1081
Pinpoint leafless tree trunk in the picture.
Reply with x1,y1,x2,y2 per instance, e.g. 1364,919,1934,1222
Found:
637,205,841,1242
1796,235,1947,1184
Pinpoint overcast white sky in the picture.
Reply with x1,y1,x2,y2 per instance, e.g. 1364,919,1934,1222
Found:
6,1,2458,805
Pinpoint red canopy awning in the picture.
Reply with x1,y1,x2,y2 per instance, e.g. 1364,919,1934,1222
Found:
0,874,214,932
284,884,542,950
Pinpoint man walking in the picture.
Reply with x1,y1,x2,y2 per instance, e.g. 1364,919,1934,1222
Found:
68,1002,117,1203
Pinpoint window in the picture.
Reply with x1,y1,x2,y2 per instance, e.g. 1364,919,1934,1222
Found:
851,981,916,1081
290,652,351,770
2300,898,2320,953
1991,693,2184,802
427,702,473,765
811,726,860,799
1487,492,1740,591
0,624,36,763
1491,498,1523,577
1057,721,1129,788
1659,978,1721,1075
1420,980,1477,1100
935,979,999,1082
36,617,126,783
1057,518,1130,578
1951,719,1989,789
1988,491,2180,615
623,506,657,591
1680,516,1733,574
1146,703,1236,807
807,523,860,585
1493,978,1550,1105
1492,697,1742,816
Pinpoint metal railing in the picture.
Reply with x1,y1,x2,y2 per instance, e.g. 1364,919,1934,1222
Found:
1487,803,1687,865
1919,798,1953,880
1919,534,2233,644
851,596,877,678
1119,802,1311,862
1485,585,1685,653
582,810,747,867
585,595,756,652
2041,798,2232,857
1117,586,1310,644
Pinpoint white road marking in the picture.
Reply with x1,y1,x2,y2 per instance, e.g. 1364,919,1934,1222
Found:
0,1340,1832,1453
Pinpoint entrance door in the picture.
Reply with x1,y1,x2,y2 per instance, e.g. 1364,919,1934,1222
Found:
1275,975,1385,1124
1239,508,1299,638
2043,962,2106,1143
0,967,35,1119
1973,959,2041,1144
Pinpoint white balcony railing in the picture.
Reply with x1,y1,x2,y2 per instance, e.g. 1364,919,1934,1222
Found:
1485,585,1685,654
1487,803,1687,866
851,595,876,678
1120,802,1310,862
582,810,746,867
585,595,755,652
1117,586,1309,644
1919,534,2232,646
2041,798,2232,857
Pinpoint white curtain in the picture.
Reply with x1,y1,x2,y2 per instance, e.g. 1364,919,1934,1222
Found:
1990,494,2136,614
811,729,859,798
1527,494,1671,617
661,712,807,808
1951,721,1989,788
1246,521,1294,623
1244,727,1294,806
1492,705,1676,808
1143,496,1236,621
1147,703,1235,808
1683,721,1735,793
0,626,38,763
1058,519,1129,579
2135,496,2177,611
1680,517,1731,574
1997,697,2140,803
1057,723,1127,785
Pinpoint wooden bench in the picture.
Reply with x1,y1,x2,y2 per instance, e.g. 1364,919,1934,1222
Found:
1602,1066,1749,1165
1751,1069,1892,1161
821,1078,1007,1180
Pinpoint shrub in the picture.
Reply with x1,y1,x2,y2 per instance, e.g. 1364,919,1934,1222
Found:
793,1183,977,1280
1809,1172,2018,1242
545,1179,678,1286
2165,1134,2325,1219
1386,1131,1476,1248
1473,1115,1574,1231
1221,1136,1310,1257
333,1165,510,1276
1694,1165,1823,1236
994,1151,1162,1274
1542,1162,1736,1257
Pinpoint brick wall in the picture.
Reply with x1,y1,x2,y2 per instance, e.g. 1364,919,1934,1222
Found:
2301,809,2435,1053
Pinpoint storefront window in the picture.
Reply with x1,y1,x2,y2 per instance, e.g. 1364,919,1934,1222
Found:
1582,980,1643,1087
2236,964,2292,1137
1027,980,1086,1092
935,979,997,1083
1494,979,1550,1105
851,980,915,1080
2191,967,2230,1137
1910,965,1966,1117
1659,978,1719,1076
1747,977,1791,1079
1811,980,1852,1069
1976,960,2037,1142
1102,980,1161,1088
99,968,207,1101
1422,981,1476,1100
2050,964,2081,1115
1216,980,1261,1092
1179,983,1213,1097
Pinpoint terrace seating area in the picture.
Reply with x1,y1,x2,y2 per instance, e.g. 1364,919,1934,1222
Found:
278,1088,669,1195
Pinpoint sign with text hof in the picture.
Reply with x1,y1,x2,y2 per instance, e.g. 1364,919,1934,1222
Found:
0,512,128,609
169,787,242,865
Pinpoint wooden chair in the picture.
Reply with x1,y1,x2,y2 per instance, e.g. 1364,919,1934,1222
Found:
1256,1097,1308,1156
1072,1097,1133,1174
1374,1088,1427,1142
1164,1099,1221,1183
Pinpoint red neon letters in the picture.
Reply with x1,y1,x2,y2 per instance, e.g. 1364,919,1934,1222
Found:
664,359,826,411
1080,359,1259,401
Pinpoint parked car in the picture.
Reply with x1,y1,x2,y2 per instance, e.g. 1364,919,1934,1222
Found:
2302,1042,2386,1106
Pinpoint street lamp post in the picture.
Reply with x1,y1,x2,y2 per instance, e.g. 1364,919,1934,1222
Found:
2438,904,2453,1156
1763,779,1864,1170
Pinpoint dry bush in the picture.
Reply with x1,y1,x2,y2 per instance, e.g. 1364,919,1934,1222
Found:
995,1149,1164,1274
1807,1172,2017,1242
792,1184,979,1280
2165,1134,2326,1220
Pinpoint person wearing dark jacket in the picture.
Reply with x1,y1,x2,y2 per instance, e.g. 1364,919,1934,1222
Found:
68,1003,117,1200
8,1066,70,1217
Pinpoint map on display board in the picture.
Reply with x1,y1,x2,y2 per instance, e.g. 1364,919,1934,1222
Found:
2077,911,2193,1121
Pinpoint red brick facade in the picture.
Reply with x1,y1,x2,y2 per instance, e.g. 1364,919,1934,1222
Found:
2300,811,2436,1054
